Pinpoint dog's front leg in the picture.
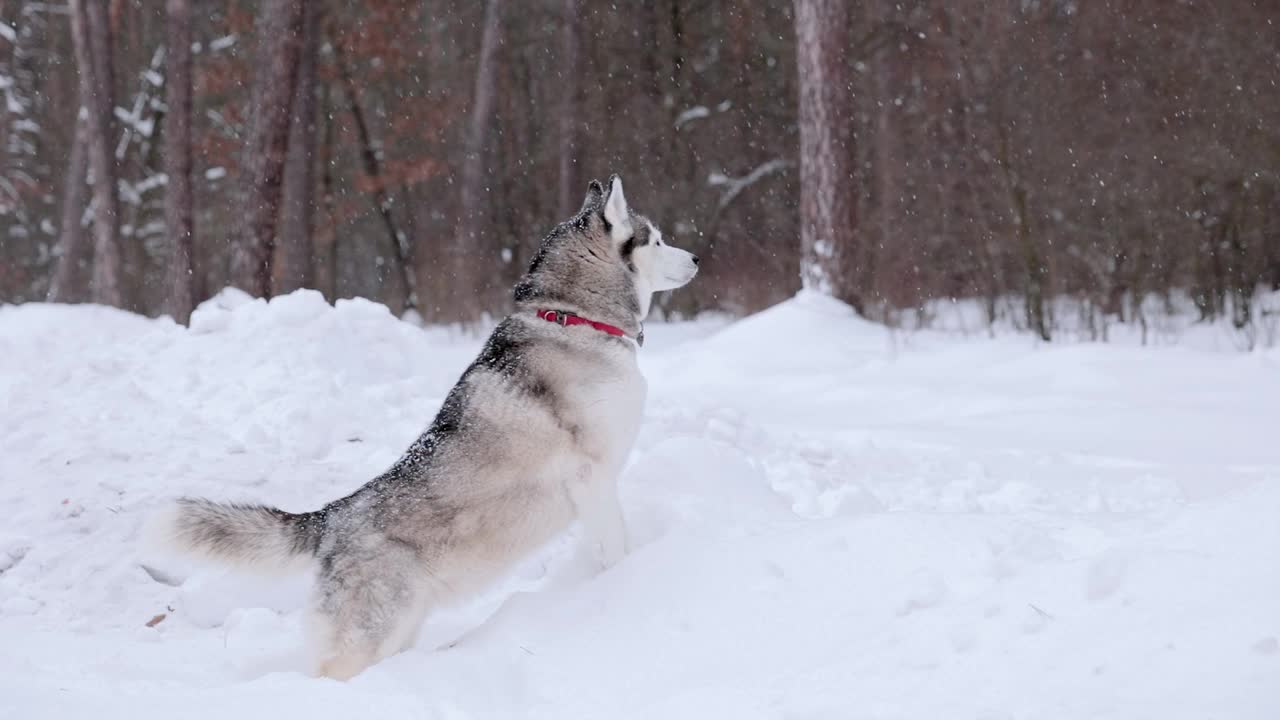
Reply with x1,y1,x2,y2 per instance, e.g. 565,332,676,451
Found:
570,464,628,569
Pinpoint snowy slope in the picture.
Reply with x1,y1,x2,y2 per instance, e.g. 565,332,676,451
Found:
1,289,1278,719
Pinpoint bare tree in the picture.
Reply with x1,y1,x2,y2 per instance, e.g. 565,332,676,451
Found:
47,118,90,303
557,0,580,219
164,0,197,323
451,0,503,322
69,0,124,307
794,0,859,310
272,0,321,297
228,0,304,298
333,38,414,313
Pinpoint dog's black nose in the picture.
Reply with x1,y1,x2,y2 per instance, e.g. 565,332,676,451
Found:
692,255,701,266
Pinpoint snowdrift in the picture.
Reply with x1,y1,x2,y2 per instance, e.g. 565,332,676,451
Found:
1,290,1277,719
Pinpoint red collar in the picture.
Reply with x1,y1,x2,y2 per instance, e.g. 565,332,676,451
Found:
536,309,641,345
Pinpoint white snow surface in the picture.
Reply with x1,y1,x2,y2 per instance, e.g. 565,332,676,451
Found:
1,288,1278,719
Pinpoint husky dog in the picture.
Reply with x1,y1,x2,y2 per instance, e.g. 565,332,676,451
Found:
154,175,698,679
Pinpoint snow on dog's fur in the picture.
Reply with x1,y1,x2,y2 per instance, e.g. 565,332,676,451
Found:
152,175,698,679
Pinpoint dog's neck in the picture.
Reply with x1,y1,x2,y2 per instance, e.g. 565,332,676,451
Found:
516,295,644,340
513,251,646,338
532,308,643,346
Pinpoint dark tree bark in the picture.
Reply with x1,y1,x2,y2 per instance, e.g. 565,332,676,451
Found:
164,0,197,324
451,0,503,322
556,0,580,219
272,0,320,297
794,0,859,310
229,0,304,298
69,0,124,307
47,119,90,303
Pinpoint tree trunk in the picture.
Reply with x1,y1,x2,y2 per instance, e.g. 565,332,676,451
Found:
997,130,1049,341
69,0,124,308
164,0,197,324
313,79,338,302
272,0,320,297
1227,201,1252,330
47,118,91,303
451,0,503,322
556,0,580,219
794,0,859,310
871,14,896,309
1268,226,1280,292
228,0,303,298
334,39,413,314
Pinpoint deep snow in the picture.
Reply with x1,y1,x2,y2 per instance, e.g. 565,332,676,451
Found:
1,289,1278,719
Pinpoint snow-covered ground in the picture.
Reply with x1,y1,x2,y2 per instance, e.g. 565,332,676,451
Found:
1,289,1278,719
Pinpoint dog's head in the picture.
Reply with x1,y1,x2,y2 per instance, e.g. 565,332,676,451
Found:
514,175,698,329
594,176,700,297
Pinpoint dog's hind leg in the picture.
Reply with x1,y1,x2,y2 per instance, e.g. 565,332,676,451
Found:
387,587,433,655
307,542,432,680
309,610,377,681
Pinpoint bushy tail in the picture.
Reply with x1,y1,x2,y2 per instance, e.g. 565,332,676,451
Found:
152,498,324,573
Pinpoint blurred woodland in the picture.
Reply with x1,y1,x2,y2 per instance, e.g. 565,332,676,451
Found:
1,0,1278,339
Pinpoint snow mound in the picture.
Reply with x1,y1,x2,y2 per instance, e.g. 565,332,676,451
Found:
690,290,885,371
1,291,1278,719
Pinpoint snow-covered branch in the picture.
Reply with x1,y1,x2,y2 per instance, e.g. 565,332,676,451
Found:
708,158,790,210
674,105,709,130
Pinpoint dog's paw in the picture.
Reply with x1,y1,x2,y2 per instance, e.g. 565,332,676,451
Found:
597,544,622,570
596,529,629,570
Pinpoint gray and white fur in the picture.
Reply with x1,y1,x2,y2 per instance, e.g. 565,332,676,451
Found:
152,175,698,679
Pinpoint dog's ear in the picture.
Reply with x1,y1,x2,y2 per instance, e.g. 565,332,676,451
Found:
603,174,633,240
580,179,605,214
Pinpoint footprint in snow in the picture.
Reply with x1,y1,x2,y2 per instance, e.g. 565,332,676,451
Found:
0,542,30,575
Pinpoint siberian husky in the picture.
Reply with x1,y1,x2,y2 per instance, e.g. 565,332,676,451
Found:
153,175,699,679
